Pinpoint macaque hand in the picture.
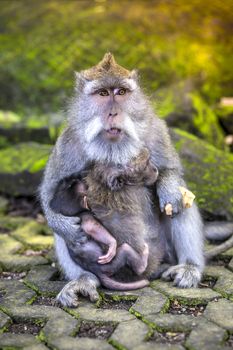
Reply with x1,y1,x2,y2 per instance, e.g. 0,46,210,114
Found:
159,189,183,217
98,240,117,264
163,187,196,216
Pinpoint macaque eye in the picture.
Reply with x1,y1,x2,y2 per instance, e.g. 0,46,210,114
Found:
98,89,109,96
117,88,127,95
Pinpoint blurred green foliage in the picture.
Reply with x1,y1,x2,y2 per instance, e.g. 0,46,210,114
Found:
0,0,232,148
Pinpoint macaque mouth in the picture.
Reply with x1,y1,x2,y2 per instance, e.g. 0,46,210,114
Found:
106,127,122,135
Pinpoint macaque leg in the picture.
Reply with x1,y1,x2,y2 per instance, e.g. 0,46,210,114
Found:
101,242,149,276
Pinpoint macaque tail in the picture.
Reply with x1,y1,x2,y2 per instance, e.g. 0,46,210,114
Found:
100,275,149,290
204,222,233,241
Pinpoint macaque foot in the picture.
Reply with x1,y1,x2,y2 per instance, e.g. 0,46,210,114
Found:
56,274,100,307
162,264,202,288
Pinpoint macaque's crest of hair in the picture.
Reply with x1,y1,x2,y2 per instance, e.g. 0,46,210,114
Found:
82,52,131,80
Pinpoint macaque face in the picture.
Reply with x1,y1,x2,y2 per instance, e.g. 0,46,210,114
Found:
75,75,149,164
90,86,131,142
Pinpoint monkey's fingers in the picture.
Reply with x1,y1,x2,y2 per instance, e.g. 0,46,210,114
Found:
98,255,113,264
165,203,173,216
98,248,116,264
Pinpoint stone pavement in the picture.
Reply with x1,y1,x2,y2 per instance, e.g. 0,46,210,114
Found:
0,216,233,350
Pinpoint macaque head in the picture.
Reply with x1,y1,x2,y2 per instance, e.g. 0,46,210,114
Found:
50,177,88,216
70,53,153,164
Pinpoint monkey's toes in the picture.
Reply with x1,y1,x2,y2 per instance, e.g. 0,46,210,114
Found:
162,264,202,288
56,281,79,308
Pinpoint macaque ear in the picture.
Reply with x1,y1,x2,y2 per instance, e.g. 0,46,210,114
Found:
129,69,139,81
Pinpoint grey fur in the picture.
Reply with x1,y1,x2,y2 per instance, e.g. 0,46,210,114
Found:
40,68,205,306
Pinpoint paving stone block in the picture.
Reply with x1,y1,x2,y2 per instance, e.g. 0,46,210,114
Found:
133,343,185,350
204,299,233,331
11,221,53,249
27,280,67,296
221,247,233,257
110,319,149,350
0,310,11,330
42,311,79,341
103,286,159,298
49,336,113,350
185,321,227,350
214,277,233,300
130,294,168,316
26,265,59,283
0,215,30,231
144,314,200,331
0,254,48,271
151,280,221,303
4,305,55,322
204,266,232,278
0,333,42,348
23,344,49,350
0,280,36,308
0,235,23,254
76,305,136,322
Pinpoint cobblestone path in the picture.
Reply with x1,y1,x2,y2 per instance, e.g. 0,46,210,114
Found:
0,216,232,350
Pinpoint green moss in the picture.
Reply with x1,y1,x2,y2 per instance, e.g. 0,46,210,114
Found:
160,298,171,314
0,306,12,318
111,295,138,302
0,111,21,127
173,129,233,219
190,93,225,149
11,221,53,250
0,143,52,174
26,295,38,305
23,280,40,295
0,217,30,231
108,339,128,350
0,136,10,149
62,307,80,319
36,330,46,343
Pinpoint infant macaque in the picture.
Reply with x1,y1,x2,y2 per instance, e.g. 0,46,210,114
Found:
50,148,160,290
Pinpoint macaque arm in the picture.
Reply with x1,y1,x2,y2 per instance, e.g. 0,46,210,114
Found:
147,119,185,215
40,128,87,245
81,214,117,264
147,118,204,273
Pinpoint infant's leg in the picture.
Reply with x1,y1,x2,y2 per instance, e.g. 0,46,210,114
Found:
101,243,149,276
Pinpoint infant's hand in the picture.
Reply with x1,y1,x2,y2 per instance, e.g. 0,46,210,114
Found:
98,240,117,264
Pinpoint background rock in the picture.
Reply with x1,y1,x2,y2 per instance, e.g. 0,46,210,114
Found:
0,143,52,196
172,129,233,220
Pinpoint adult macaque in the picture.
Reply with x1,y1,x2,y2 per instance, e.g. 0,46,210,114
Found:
49,148,160,290
40,53,205,307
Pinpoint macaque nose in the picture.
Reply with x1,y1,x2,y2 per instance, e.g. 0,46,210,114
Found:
109,111,118,118
108,104,118,118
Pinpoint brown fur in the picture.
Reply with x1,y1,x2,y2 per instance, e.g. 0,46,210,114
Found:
82,52,131,80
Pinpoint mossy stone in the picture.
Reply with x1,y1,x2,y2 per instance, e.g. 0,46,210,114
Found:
172,128,233,219
0,142,52,196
